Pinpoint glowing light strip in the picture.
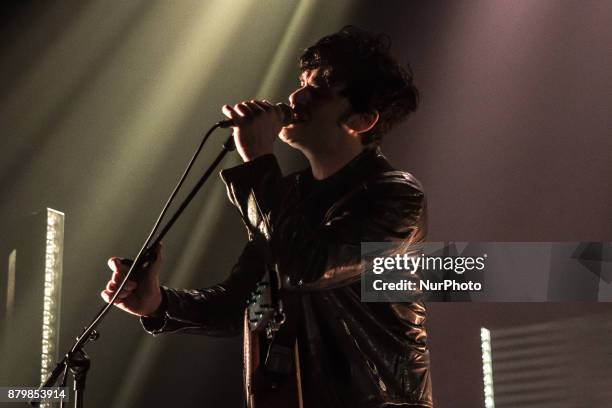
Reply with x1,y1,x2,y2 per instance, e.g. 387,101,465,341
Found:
41,208,64,407
6,249,16,323
481,327,495,408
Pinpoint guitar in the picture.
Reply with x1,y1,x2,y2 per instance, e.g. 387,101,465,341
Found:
244,266,303,408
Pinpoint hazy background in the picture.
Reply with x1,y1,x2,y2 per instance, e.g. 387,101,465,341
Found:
1,1,611,407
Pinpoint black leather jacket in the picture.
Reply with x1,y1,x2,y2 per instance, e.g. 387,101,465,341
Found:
142,148,433,407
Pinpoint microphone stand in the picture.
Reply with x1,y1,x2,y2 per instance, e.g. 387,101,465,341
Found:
31,123,235,408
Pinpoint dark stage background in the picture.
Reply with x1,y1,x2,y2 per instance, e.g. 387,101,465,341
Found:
1,1,611,407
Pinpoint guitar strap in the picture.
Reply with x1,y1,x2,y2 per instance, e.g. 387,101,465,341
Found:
249,290,303,408
263,290,301,380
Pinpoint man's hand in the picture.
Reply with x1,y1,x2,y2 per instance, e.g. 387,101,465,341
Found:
222,100,284,162
100,244,163,317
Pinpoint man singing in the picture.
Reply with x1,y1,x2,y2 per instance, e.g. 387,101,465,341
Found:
101,26,432,407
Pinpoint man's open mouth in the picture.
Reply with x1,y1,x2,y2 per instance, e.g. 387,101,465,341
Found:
291,105,309,124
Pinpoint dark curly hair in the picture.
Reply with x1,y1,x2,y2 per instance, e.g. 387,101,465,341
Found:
300,26,419,145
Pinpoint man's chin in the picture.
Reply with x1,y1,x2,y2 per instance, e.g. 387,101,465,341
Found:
280,126,305,146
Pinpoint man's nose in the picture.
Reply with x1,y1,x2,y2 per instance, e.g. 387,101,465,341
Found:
289,86,309,106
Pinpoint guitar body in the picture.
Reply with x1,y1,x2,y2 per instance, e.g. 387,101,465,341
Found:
244,269,302,408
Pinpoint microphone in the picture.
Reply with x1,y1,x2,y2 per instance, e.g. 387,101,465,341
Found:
217,103,294,128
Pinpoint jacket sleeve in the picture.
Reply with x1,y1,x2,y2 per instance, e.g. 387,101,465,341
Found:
220,154,426,291
140,237,267,336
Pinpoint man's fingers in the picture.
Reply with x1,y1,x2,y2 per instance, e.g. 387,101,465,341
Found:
222,104,245,126
111,270,123,284
247,100,267,113
115,289,133,300
223,101,273,125
107,257,120,271
101,283,135,302
235,103,262,124
235,102,254,116
107,257,131,272
110,267,135,285
124,280,137,291
252,100,271,111
101,290,118,303
222,104,236,116
257,100,283,122
252,100,277,119
100,291,127,308
222,104,240,119
106,280,117,292
106,279,137,293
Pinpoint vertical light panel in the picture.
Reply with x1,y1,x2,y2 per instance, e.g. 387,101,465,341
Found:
40,208,64,404
6,249,16,324
481,327,495,408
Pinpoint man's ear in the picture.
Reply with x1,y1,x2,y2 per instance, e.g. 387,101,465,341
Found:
343,110,380,135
